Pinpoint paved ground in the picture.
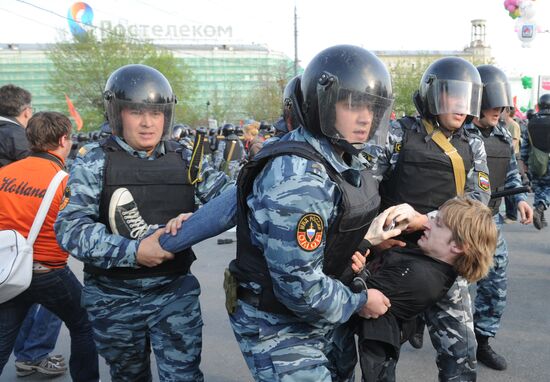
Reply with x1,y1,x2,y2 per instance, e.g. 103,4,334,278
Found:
3,216,550,381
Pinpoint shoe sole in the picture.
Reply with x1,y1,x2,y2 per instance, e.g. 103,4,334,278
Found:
109,187,130,235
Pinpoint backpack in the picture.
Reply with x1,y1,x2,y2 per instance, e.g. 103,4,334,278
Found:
0,171,67,304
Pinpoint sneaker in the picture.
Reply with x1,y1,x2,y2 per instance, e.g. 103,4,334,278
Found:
109,187,152,239
533,203,546,230
503,217,516,224
15,355,67,377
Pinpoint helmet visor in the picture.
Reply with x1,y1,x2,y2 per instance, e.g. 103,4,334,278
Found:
106,99,175,138
481,82,513,110
427,79,482,117
317,84,394,146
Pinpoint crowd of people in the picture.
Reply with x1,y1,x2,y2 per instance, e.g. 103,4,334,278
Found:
0,43,548,382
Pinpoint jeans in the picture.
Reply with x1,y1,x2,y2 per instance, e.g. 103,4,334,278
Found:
14,304,62,362
159,184,237,252
0,266,99,382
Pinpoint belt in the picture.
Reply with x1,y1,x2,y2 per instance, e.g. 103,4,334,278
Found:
237,286,260,307
33,269,53,274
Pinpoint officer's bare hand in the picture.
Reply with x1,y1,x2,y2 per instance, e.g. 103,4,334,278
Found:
374,238,407,252
136,229,174,267
518,200,533,225
351,250,368,274
358,289,391,319
164,213,193,236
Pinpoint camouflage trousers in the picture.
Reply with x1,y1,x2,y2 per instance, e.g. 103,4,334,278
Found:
229,299,333,382
425,277,477,382
532,175,550,208
82,273,204,382
474,216,508,338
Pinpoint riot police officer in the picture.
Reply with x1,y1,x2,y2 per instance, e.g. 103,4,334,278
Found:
213,123,246,180
227,45,396,381
55,64,229,381
465,64,533,371
377,57,490,381
521,93,550,229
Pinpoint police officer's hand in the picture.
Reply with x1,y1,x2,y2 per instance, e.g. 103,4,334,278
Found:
136,229,175,267
164,213,194,236
358,289,391,319
388,203,424,233
364,206,403,245
351,250,368,274
374,238,407,252
518,200,533,225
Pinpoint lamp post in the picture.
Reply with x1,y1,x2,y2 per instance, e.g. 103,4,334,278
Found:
206,100,211,121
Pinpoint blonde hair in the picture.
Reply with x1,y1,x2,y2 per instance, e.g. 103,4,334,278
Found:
244,123,259,138
439,198,497,283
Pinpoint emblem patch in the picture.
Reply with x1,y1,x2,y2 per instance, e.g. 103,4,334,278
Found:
296,213,324,252
478,172,490,191
394,143,401,152
59,186,71,210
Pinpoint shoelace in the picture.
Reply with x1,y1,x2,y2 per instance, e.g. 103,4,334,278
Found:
121,207,149,239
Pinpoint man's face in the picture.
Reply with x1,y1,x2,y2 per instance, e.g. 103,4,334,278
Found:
437,113,467,131
475,107,503,129
121,108,164,153
418,212,454,255
436,92,469,131
334,101,373,144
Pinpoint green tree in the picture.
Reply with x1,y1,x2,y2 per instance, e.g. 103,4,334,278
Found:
388,59,426,117
242,61,295,122
46,31,196,131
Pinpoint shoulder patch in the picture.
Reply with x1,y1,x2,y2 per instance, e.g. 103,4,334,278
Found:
59,186,71,210
77,146,88,157
296,213,324,252
478,171,490,191
394,142,402,152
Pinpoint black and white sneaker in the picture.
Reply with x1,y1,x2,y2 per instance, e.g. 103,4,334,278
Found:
109,188,152,240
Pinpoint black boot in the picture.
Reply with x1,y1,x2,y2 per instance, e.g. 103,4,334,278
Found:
533,203,546,230
476,334,507,370
408,316,425,349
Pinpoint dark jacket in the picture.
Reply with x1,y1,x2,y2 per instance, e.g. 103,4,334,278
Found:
0,117,30,167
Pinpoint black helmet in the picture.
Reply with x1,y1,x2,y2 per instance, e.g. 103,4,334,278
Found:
415,57,482,121
283,75,305,131
171,124,184,140
222,123,235,137
196,126,208,135
477,65,513,111
235,125,244,136
103,64,176,138
527,109,536,120
539,94,550,112
301,45,394,150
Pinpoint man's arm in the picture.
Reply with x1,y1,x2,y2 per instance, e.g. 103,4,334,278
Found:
464,132,491,205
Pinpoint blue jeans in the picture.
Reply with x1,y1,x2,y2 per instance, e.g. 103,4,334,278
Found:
159,185,237,252
0,266,99,381
14,304,62,362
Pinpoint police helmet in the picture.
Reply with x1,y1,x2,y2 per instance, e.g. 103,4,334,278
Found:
235,125,244,136
208,127,217,137
283,75,305,131
171,124,185,140
477,65,513,112
527,109,536,120
539,94,550,113
222,123,236,137
103,64,176,138
414,57,482,121
301,45,394,151
196,126,208,135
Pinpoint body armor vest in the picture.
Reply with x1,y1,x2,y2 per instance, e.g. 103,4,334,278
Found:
381,120,474,215
479,129,511,215
223,136,244,162
84,137,197,279
229,141,380,315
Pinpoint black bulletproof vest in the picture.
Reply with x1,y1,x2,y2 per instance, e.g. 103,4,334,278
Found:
381,119,474,215
201,135,213,156
84,137,197,279
229,140,380,315
479,130,511,215
223,136,244,161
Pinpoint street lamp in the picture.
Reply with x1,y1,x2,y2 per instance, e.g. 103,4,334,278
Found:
206,100,211,121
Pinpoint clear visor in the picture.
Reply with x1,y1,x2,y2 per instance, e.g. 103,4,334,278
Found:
427,79,482,117
107,99,174,138
318,86,394,146
482,82,513,110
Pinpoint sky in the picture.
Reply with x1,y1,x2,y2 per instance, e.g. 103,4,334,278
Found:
1,0,549,104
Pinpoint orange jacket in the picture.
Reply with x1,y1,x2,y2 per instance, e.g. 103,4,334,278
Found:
0,153,69,268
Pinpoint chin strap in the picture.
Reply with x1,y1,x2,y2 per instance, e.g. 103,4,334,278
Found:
422,119,465,197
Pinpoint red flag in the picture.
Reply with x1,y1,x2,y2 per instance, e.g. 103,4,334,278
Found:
65,94,83,131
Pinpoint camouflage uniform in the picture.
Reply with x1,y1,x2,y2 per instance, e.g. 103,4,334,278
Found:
55,136,228,382
377,118,490,381
229,127,369,382
465,122,526,338
213,136,246,181
520,127,550,209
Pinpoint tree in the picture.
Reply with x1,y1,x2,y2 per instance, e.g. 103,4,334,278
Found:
242,61,295,122
46,31,196,131
388,59,426,117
